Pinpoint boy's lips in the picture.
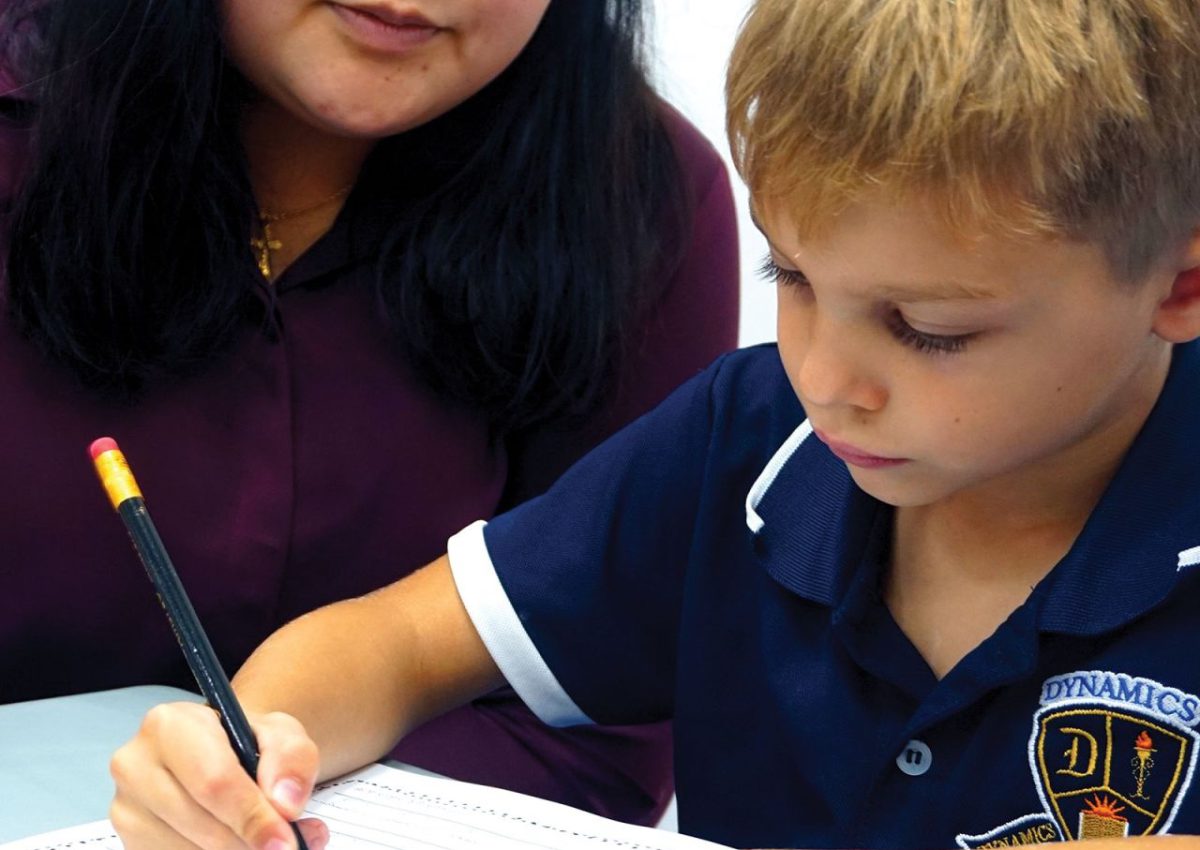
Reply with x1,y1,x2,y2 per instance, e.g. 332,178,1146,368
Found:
812,429,909,469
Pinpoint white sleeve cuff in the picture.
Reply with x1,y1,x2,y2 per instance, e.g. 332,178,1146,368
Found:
447,520,593,727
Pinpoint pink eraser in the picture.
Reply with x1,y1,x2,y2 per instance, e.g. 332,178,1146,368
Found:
89,437,119,460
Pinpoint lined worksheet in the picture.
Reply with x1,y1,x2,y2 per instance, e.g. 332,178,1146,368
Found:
1,764,728,850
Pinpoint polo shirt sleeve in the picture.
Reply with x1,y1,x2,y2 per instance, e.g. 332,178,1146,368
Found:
448,357,724,728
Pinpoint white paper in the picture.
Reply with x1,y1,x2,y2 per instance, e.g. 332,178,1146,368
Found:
1,763,728,850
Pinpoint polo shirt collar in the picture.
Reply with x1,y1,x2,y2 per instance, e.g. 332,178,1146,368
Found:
744,340,1200,634
744,418,883,606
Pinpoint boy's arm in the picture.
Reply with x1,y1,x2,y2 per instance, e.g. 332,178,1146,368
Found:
110,555,503,850
234,555,501,781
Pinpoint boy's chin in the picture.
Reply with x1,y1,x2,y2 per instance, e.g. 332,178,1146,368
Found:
845,464,952,509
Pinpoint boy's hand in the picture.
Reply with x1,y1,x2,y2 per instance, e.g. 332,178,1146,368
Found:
110,701,329,850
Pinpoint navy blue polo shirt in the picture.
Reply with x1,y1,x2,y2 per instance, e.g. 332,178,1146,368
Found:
447,342,1200,849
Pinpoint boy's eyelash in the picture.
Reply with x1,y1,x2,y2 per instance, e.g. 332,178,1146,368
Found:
759,254,976,356
757,255,809,287
885,311,976,355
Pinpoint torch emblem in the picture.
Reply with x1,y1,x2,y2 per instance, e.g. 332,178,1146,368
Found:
1133,731,1156,800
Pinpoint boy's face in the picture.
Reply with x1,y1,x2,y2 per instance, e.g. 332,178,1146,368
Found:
761,195,1179,510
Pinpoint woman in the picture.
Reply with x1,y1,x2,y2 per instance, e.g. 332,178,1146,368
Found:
0,0,738,826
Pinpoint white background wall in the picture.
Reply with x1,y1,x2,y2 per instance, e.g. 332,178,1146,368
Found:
648,9,763,826
648,0,773,347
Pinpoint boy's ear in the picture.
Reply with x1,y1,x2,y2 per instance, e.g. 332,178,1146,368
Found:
1153,231,1200,343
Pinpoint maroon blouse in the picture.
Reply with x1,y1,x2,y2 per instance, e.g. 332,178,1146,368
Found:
0,74,739,824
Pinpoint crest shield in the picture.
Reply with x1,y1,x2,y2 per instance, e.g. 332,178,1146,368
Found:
1033,707,1196,839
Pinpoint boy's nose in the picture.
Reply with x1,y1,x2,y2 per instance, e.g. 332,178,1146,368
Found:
792,317,887,413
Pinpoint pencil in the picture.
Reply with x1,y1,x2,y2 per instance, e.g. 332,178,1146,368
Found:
89,437,310,850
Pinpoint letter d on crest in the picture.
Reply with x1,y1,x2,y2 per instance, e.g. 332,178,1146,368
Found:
1058,728,1099,778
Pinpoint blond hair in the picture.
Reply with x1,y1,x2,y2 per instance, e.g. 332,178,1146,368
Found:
728,0,1200,279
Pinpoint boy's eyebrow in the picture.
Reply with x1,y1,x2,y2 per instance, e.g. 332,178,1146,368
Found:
749,209,999,303
868,280,999,303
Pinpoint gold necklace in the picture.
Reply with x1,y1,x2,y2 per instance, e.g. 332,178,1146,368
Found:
250,184,353,280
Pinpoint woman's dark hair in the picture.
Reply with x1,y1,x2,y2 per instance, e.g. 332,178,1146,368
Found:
4,0,686,434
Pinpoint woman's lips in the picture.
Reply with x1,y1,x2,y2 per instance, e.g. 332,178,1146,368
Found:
813,429,909,469
329,3,442,53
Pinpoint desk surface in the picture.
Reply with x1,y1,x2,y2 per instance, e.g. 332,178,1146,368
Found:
0,686,679,843
0,685,205,843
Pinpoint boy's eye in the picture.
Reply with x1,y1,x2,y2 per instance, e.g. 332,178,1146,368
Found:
759,254,977,355
885,310,977,355
757,255,809,288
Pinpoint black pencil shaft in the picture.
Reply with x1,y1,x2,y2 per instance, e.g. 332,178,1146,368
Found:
118,498,260,773
117,497,310,850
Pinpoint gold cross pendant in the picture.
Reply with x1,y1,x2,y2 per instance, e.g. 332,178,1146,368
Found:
250,220,283,281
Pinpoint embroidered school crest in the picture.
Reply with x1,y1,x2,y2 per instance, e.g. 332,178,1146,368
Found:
1034,708,1192,838
957,672,1199,848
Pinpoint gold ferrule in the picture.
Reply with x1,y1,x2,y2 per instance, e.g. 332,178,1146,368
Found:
93,450,143,509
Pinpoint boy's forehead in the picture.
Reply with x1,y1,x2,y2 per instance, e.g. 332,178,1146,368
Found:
750,193,1121,302
749,192,977,261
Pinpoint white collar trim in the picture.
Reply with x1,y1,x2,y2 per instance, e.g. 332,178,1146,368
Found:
744,419,814,534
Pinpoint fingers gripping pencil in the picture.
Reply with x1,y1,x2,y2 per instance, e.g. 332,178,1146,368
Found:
90,437,310,850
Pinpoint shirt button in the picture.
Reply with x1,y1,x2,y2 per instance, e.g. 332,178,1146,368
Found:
896,740,933,776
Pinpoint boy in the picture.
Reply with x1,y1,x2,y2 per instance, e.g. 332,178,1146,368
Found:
111,1,1200,849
